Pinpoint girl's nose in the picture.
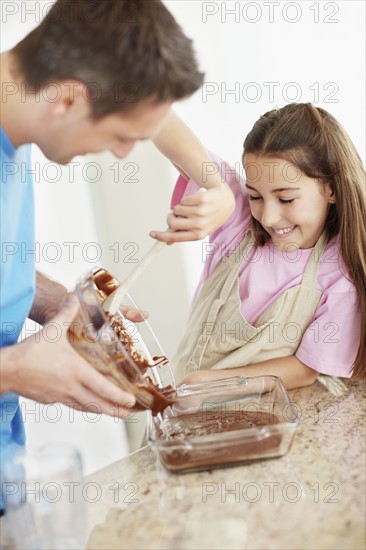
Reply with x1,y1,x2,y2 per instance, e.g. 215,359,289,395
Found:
260,201,282,228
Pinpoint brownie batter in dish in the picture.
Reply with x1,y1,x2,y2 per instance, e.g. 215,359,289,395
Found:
158,409,280,439
154,409,284,471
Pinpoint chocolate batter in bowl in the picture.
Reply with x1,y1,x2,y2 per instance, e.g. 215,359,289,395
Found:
68,267,176,415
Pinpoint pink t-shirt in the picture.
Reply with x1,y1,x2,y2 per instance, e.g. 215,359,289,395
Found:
171,155,360,378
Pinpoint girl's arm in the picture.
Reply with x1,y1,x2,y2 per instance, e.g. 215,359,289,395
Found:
151,109,235,243
179,356,319,390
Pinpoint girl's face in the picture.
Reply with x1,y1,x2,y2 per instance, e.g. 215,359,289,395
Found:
244,154,334,250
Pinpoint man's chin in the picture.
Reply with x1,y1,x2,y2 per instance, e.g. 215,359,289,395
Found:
46,153,75,165
39,143,76,163
59,158,74,165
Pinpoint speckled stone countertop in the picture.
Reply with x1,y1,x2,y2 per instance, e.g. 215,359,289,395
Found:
84,378,366,550
1,378,364,549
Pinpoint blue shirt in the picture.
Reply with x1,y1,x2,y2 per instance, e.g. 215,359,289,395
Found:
0,128,35,501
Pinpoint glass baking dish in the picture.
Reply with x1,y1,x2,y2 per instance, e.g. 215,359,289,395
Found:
148,375,299,472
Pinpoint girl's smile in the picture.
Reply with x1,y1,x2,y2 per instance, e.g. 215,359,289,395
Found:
244,154,335,250
270,226,297,237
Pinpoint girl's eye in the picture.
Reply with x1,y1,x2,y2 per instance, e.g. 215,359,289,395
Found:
248,195,295,204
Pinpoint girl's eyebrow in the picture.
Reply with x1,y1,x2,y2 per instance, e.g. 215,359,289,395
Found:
245,183,301,193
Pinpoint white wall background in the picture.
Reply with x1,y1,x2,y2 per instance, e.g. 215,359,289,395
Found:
1,0,365,474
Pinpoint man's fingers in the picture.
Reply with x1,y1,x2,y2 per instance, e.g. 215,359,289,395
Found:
50,292,79,327
64,391,134,419
120,306,149,322
68,374,136,418
81,365,136,407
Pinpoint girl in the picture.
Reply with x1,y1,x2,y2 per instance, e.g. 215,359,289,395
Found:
155,104,366,389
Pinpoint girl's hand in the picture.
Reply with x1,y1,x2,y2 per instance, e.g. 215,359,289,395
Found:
151,183,235,243
178,357,319,391
178,369,219,386
151,109,235,243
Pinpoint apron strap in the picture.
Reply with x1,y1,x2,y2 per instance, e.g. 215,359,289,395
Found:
218,232,254,301
187,232,253,371
301,232,329,287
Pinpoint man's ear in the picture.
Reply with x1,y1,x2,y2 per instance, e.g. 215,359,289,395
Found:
46,80,90,118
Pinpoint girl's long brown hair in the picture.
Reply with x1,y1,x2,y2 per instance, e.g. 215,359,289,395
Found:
243,103,366,379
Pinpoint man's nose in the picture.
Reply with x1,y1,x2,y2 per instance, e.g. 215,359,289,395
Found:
111,141,136,159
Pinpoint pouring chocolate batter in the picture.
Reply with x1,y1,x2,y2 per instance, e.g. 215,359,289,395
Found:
69,268,176,415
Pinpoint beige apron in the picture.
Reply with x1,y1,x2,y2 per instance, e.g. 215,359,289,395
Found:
173,231,328,382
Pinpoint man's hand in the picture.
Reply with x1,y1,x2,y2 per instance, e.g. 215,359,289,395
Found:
1,295,136,418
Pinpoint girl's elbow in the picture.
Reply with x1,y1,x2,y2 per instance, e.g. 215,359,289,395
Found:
302,364,319,386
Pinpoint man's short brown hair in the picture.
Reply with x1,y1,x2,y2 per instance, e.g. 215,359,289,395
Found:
12,0,204,117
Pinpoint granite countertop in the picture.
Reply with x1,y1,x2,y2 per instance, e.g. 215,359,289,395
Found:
84,377,366,550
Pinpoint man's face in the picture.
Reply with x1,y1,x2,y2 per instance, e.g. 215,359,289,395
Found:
39,99,172,164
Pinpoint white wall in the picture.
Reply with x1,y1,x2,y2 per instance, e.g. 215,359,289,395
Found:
167,0,365,162
2,0,364,473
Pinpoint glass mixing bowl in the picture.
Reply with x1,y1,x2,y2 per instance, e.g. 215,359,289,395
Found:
67,267,176,415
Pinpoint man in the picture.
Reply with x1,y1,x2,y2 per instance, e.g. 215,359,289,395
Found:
0,0,234,491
